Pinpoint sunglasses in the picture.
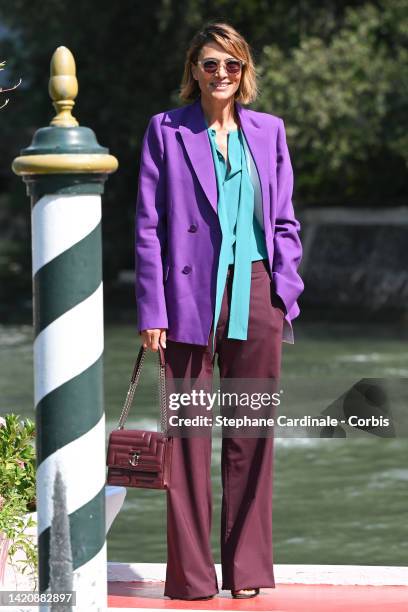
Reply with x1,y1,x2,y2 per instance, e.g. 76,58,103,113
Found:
196,57,246,75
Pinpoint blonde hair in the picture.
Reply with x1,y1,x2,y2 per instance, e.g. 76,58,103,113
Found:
179,21,259,105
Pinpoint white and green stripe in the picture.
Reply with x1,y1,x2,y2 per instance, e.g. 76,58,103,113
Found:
32,192,107,610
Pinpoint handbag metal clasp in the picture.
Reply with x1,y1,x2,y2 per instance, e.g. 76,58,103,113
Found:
129,450,141,466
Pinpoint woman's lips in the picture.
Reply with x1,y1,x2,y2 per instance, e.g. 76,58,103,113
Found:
211,82,230,89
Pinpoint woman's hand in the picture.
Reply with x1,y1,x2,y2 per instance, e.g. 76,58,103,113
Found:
140,328,167,351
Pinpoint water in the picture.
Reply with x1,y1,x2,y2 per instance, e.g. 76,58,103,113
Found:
1,322,407,566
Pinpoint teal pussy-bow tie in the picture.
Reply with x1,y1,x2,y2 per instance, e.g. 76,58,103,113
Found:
206,123,256,357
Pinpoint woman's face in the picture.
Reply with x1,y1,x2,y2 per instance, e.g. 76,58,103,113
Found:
191,41,243,103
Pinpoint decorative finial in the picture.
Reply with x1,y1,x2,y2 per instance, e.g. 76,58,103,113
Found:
48,46,79,127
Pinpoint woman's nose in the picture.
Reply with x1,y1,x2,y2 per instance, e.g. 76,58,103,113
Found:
215,63,228,78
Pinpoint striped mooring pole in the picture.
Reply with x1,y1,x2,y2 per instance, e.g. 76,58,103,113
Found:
12,46,118,610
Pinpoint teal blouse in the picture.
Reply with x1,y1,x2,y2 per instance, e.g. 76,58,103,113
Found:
205,122,269,356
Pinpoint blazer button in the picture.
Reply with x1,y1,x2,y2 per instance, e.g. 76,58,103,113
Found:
188,224,197,232
182,265,191,274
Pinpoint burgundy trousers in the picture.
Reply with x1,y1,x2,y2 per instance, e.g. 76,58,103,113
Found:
163,258,285,599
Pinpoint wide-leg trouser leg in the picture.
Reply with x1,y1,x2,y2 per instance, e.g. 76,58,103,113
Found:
216,260,284,590
217,261,284,590
162,258,284,598
163,340,218,599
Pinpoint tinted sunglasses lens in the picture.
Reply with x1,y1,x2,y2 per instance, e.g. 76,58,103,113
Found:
226,60,242,74
203,60,218,73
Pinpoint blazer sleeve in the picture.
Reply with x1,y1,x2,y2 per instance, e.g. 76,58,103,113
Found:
271,118,304,316
135,113,168,333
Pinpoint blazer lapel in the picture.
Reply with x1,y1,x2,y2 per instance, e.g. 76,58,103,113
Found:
179,99,218,215
178,97,271,233
236,102,272,240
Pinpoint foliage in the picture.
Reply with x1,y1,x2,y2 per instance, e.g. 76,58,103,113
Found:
0,414,37,582
257,1,408,205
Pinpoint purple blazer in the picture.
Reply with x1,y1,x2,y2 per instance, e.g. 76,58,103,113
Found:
135,96,304,345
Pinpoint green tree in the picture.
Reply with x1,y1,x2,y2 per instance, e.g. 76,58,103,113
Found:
257,1,408,205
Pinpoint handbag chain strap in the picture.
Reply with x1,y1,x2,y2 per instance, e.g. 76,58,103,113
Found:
116,344,168,434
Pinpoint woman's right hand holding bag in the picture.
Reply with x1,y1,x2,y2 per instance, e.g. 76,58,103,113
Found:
140,328,167,351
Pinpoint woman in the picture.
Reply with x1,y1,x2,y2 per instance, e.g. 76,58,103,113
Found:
135,22,304,601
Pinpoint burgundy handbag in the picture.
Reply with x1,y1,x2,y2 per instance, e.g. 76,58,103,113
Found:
106,344,173,489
